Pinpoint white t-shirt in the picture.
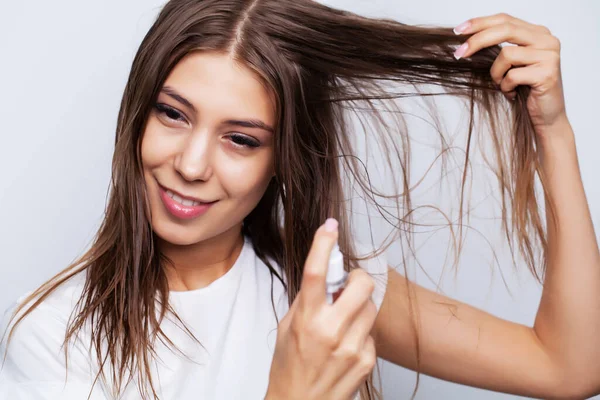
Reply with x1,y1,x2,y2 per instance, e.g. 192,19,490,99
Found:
0,237,388,399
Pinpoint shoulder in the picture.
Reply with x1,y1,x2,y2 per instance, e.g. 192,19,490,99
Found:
1,271,85,334
0,272,96,384
2,271,86,332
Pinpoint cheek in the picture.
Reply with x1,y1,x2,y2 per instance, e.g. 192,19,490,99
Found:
218,151,274,199
140,118,178,168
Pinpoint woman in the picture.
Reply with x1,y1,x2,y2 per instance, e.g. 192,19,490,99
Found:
1,0,598,399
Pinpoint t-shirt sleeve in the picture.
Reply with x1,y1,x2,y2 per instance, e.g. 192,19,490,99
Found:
353,241,389,313
0,292,108,400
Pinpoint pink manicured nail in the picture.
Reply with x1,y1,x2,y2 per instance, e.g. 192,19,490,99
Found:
453,21,471,35
324,218,338,232
454,42,469,60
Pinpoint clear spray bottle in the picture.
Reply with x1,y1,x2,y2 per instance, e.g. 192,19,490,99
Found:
326,241,348,304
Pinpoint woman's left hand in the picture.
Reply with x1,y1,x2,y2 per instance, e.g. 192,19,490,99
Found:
453,13,568,138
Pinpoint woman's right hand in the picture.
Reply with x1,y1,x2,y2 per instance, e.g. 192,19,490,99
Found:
265,218,378,400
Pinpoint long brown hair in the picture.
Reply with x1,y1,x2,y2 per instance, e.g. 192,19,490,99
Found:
2,1,548,399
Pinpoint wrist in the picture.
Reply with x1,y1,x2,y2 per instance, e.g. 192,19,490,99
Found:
534,116,578,176
535,116,581,182
536,114,574,147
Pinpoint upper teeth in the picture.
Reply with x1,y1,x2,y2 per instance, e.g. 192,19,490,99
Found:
166,189,201,207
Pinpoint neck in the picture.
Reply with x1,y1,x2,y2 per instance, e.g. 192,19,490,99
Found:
158,224,244,292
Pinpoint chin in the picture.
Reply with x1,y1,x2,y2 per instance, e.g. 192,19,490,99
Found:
150,215,209,246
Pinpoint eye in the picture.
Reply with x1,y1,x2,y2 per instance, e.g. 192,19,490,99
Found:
154,103,187,124
228,133,261,149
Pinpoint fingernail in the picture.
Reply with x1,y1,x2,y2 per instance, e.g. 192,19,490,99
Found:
324,218,338,232
454,42,469,60
453,21,472,35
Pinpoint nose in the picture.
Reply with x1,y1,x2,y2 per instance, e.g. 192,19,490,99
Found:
173,129,213,182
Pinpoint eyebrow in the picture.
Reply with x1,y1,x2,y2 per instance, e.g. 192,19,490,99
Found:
160,86,274,134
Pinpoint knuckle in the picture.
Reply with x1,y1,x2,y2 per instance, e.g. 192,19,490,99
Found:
337,343,362,363
358,352,376,377
310,320,341,348
536,24,551,34
497,12,511,22
321,328,342,349
363,336,377,371
551,37,562,51
504,70,516,84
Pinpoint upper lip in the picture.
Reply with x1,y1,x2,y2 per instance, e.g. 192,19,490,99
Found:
159,183,216,204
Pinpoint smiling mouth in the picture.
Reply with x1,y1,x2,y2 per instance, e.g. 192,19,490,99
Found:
157,184,218,220
164,188,205,207
157,182,217,206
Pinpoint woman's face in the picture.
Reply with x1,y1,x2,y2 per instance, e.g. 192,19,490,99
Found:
141,51,276,246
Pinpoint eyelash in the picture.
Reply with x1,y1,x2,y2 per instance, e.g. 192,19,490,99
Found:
153,103,261,149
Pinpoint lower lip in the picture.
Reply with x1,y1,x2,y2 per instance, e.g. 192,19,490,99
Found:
159,186,216,220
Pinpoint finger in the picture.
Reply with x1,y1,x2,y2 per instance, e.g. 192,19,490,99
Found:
311,300,378,398
455,24,546,60
336,299,378,355
321,269,375,341
300,218,339,308
332,335,377,399
330,268,375,324
489,46,549,86
456,13,548,35
499,64,551,94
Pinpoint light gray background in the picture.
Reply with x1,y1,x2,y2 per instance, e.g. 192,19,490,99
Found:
0,0,598,399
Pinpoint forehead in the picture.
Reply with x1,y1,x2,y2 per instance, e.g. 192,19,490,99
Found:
162,51,276,125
